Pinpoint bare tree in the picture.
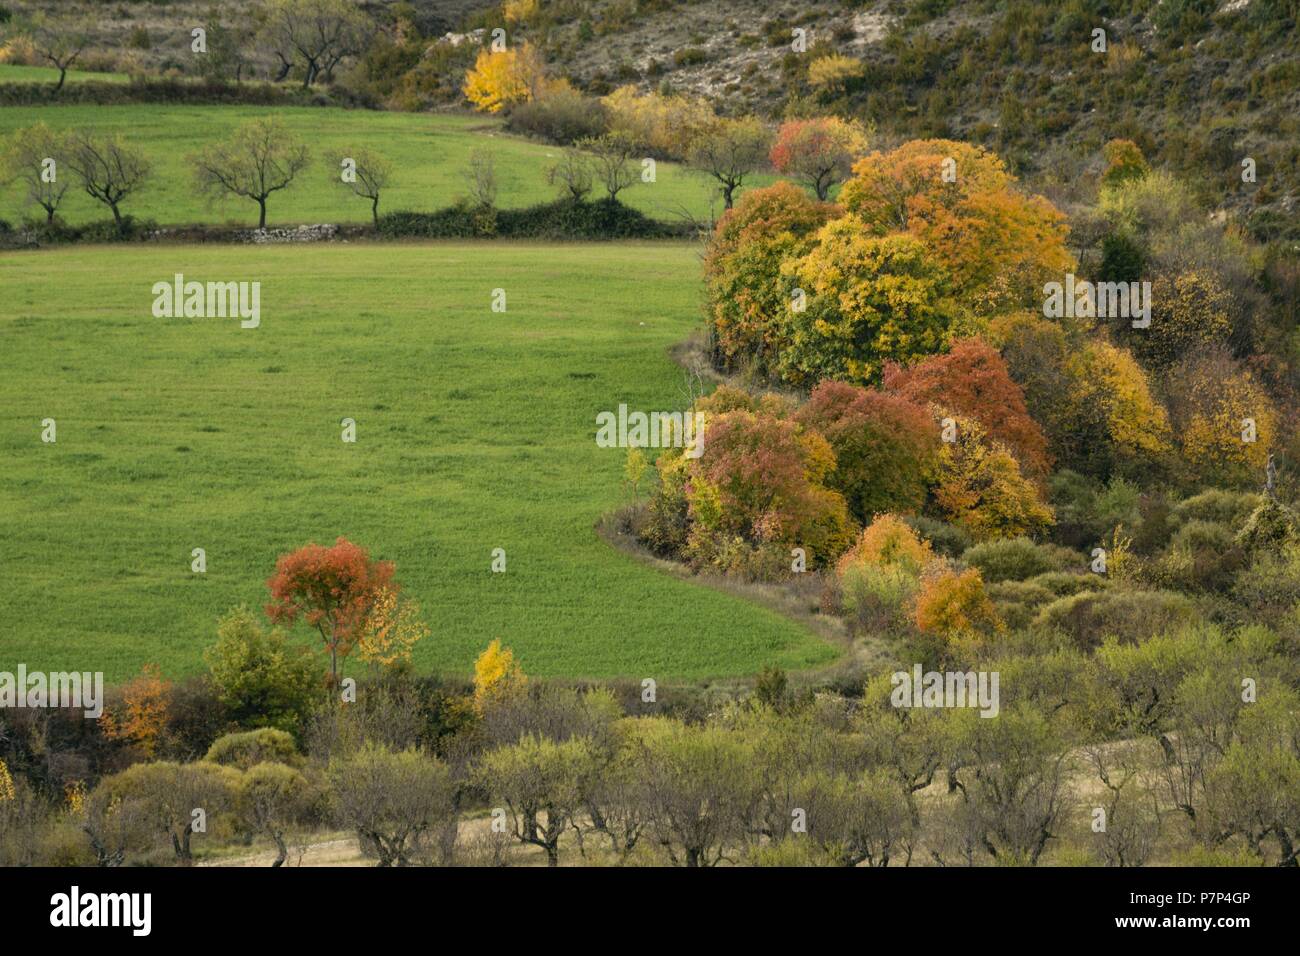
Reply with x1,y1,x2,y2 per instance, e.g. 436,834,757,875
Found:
335,148,392,225
464,148,497,208
547,147,593,202
191,118,310,229
2,122,71,224
576,132,639,202
687,118,771,209
22,13,92,93
260,0,372,88
66,132,152,232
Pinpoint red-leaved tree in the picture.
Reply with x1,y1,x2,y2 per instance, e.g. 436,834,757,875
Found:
266,536,396,684
883,338,1052,479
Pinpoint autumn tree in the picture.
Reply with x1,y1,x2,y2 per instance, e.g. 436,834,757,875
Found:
838,139,1073,317
462,42,548,113
66,132,151,231
101,664,171,757
688,117,771,209
794,380,940,521
1100,139,1150,190
356,586,428,674
601,85,716,159
913,566,1003,639
703,181,838,376
684,408,854,568
1165,349,1277,485
334,147,392,224
266,536,397,684
2,123,71,223
883,338,1051,479
934,417,1054,541
1114,270,1233,373
769,116,871,200
779,219,959,386
806,53,864,97
473,638,527,712
191,118,310,229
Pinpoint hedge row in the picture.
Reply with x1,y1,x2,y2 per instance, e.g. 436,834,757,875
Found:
0,77,378,109
376,198,692,240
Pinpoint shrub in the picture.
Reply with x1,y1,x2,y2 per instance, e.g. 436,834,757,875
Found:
1165,349,1276,484
1033,589,1199,649
1156,520,1247,592
837,514,933,575
1171,489,1261,529
1027,571,1108,598
962,537,1071,583
506,84,608,143
205,728,301,770
913,567,1002,638
987,580,1056,630
903,515,971,558
204,607,324,734
1236,498,1300,552
841,562,918,633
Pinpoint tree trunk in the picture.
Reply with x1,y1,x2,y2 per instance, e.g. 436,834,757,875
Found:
271,831,287,868
258,198,267,229
371,195,379,225
55,67,67,92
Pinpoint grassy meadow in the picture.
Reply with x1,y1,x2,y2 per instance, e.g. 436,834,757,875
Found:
0,240,837,683
0,63,129,85
0,105,741,226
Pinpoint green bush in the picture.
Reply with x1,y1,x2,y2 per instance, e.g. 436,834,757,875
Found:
962,537,1073,583
205,728,302,770
1236,498,1300,551
1033,589,1199,649
1171,489,1260,530
377,199,680,241
506,88,609,144
1156,520,1246,592
840,562,918,633
987,580,1055,630
904,515,970,558
1027,570,1109,597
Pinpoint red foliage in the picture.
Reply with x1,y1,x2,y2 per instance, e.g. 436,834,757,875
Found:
266,536,396,680
883,338,1051,477
794,380,939,521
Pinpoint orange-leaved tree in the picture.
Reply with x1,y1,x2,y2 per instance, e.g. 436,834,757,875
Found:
769,116,872,200
266,536,396,684
838,139,1073,317
101,663,171,757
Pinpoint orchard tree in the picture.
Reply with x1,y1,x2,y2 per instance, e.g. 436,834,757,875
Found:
328,744,456,866
237,763,316,867
547,147,593,201
2,123,71,224
66,132,152,232
334,147,392,224
191,118,310,229
265,536,396,683
99,761,239,865
688,117,771,209
769,116,871,200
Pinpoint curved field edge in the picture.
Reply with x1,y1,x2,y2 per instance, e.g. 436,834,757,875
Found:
0,240,837,683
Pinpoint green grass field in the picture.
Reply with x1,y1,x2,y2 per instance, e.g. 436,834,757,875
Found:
0,240,836,684
0,63,129,85
0,105,740,226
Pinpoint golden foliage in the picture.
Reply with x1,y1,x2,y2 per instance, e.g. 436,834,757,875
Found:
463,43,547,113
473,638,527,711
101,663,171,758
357,586,428,671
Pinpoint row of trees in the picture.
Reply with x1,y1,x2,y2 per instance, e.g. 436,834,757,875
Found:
2,118,391,230
4,617,1296,867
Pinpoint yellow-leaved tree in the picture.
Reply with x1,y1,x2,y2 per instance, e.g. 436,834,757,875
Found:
463,43,547,113
934,416,1054,541
473,639,527,711
357,586,428,672
0,758,15,803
